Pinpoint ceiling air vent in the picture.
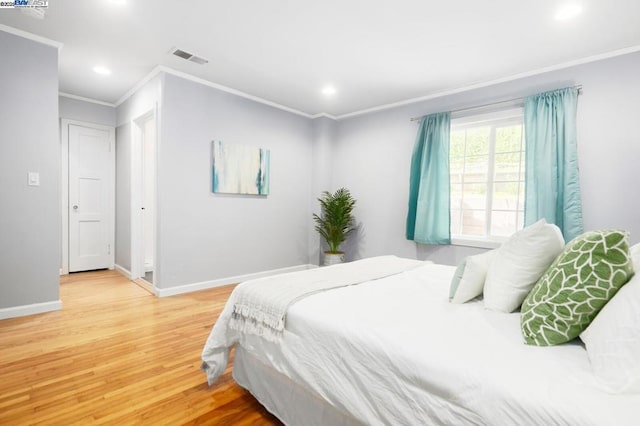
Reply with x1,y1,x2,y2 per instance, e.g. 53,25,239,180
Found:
170,48,209,65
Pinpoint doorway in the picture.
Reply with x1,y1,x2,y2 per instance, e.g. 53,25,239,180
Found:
61,120,115,275
131,110,157,288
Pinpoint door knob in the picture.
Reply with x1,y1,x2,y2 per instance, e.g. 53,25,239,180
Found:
73,205,78,210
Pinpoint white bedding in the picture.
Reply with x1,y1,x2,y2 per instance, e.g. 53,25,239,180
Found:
201,256,425,382
205,261,640,425
228,256,424,342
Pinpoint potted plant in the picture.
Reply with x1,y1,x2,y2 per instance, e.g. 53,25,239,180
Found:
313,188,357,266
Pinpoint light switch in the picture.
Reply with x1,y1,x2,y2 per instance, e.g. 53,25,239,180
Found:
28,172,40,186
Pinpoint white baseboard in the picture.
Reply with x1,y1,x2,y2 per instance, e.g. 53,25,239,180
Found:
133,278,155,295
114,264,132,279
156,264,318,298
0,300,62,320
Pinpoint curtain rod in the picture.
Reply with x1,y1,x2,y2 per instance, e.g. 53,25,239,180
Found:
409,85,583,122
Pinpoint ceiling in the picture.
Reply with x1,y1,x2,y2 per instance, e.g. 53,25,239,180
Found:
1,1,639,117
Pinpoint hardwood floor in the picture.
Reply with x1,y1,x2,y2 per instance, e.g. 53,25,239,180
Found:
0,270,282,425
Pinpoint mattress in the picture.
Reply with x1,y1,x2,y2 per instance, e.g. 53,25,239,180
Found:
210,262,640,425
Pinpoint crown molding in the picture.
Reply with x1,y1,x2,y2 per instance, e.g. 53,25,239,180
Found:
310,112,338,120
59,92,116,107
336,44,640,120
0,24,63,50
116,65,314,119
114,65,163,107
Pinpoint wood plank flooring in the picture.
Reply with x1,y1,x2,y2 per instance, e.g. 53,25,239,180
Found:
0,270,282,425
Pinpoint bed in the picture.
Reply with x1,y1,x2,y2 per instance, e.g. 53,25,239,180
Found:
201,255,640,425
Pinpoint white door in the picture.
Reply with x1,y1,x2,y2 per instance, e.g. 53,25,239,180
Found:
131,110,157,283
142,116,156,274
68,124,115,272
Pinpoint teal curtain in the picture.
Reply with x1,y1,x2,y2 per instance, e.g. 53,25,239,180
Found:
524,87,583,241
406,112,451,244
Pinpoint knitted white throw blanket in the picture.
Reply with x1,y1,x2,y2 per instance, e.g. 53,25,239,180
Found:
228,256,422,342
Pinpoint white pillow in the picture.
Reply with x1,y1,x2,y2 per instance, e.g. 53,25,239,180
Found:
580,272,640,393
631,242,640,269
483,219,565,313
450,250,496,304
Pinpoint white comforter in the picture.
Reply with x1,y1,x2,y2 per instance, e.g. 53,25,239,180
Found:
201,256,424,383
228,256,424,342
206,261,640,425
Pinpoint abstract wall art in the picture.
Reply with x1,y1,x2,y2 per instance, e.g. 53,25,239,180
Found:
212,140,270,195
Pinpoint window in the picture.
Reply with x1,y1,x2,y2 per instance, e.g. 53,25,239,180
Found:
449,108,525,247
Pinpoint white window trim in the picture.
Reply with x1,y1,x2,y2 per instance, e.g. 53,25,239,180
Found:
450,106,525,247
451,236,504,249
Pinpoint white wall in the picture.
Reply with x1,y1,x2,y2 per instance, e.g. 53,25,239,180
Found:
0,31,60,313
333,51,640,265
59,96,116,127
158,73,314,289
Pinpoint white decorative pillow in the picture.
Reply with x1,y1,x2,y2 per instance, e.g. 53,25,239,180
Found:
483,219,565,313
631,242,640,268
450,250,496,304
580,272,640,393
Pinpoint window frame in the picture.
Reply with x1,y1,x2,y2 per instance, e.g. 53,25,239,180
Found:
449,107,525,249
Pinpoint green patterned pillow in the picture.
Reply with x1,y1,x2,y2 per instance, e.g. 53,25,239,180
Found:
521,230,633,346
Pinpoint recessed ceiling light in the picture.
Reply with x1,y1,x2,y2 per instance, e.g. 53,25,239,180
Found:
322,86,337,96
93,66,112,76
555,3,583,21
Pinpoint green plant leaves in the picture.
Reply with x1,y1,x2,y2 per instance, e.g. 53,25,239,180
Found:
312,188,356,253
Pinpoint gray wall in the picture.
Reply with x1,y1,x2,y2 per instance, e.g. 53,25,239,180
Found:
0,31,60,308
116,76,161,127
115,123,132,271
309,117,337,264
333,51,640,265
59,96,116,127
158,73,313,289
